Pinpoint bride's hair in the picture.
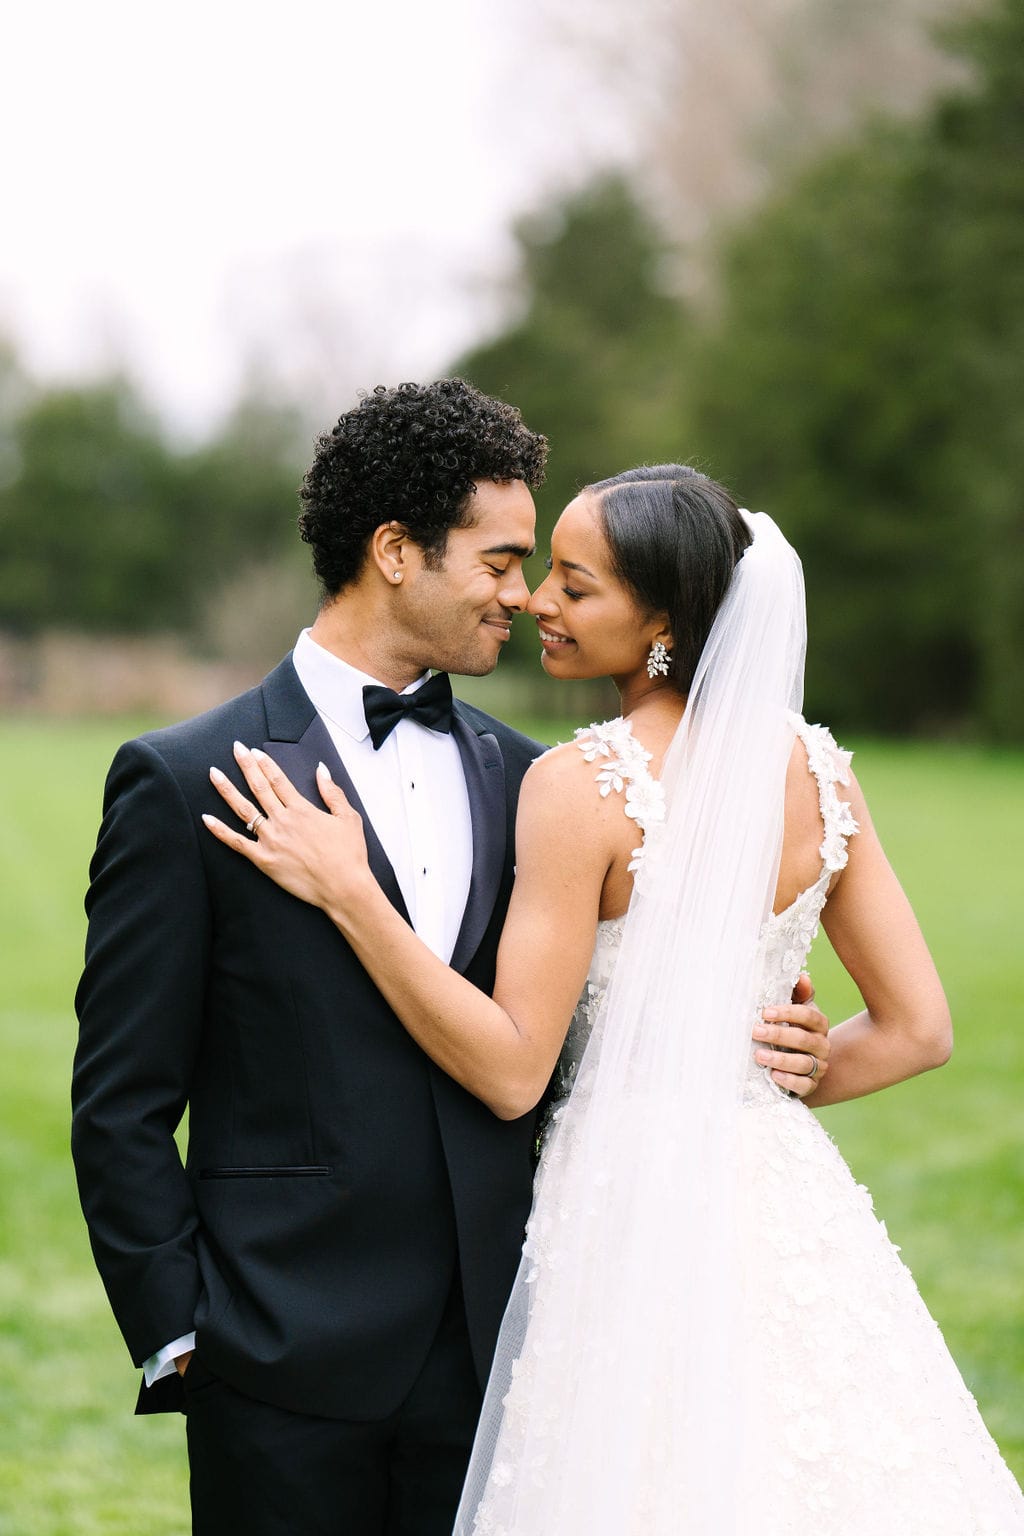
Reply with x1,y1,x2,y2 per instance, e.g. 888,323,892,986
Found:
587,464,752,691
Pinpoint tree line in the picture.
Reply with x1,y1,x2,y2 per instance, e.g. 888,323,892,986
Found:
0,356,307,633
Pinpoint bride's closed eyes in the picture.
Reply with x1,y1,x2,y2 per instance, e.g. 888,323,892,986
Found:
543,555,585,601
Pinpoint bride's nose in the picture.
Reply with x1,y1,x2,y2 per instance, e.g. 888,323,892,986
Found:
527,574,559,617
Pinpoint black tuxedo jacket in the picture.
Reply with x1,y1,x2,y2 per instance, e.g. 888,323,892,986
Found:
72,655,545,1419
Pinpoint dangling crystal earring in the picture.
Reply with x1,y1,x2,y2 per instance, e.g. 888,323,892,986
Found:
647,640,671,679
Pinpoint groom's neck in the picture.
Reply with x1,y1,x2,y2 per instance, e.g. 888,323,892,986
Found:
308,592,429,692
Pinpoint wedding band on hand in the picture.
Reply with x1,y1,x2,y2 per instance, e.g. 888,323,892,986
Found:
246,813,266,836
805,1054,819,1079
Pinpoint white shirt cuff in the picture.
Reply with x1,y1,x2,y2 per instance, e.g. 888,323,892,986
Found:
143,1331,196,1387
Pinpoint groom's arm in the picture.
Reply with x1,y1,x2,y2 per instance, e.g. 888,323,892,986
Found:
72,737,210,1369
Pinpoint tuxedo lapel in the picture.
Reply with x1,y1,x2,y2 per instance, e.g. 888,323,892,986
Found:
257,658,509,953
260,656,411,924
449,707,507,974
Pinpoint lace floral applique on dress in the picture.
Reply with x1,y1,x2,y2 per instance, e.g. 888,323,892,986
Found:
574,716,666,874
754,719,859,999
538,720,665,1125
794,713,860,876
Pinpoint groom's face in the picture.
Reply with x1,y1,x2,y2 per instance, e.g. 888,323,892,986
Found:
400,478,537,676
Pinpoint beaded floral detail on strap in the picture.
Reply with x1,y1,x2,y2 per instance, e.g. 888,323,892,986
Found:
535,720,665,1121
574,717,666,873
793,713,860,875
537,718,666,1118
745,714,861,1105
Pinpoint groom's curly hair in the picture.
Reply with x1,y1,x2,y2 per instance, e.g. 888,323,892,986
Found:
298,379,548,595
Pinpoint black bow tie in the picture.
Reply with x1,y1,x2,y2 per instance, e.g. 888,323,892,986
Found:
362,672,454,750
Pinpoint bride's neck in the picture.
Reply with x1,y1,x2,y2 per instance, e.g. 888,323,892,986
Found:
617,676,686,727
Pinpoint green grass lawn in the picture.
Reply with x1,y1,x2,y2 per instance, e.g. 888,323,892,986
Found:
1,715,1021,1532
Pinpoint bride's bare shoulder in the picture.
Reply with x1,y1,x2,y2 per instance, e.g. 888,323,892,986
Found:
524,718,647,787
784,722,866,837
521,735,608,797
517,727,644,848
784,733,822,822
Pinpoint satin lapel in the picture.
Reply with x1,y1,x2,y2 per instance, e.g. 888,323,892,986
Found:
262,708,411,926
260,653,318,744
449,709,507,974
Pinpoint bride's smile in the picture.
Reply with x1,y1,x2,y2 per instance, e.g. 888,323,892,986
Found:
535,624,574,650
527,491,673,700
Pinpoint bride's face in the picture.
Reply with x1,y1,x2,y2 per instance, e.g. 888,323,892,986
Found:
527,493,669,684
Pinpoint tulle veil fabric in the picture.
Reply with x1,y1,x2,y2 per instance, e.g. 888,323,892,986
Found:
454,512,807,1535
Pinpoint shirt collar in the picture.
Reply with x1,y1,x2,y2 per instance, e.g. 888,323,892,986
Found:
292,629,431,743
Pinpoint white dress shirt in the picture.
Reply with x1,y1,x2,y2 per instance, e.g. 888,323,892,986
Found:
291,629,473,960
144,630,475,1386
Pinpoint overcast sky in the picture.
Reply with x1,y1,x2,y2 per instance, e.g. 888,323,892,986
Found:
2,0,627,436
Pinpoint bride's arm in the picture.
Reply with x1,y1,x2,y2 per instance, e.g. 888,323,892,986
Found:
789,773,952,1107
204,744,612,1120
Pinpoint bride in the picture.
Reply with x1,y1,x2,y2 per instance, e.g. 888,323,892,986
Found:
206,465,1023,1532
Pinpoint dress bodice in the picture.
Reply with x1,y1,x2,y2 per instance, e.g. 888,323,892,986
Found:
550,713,859,1107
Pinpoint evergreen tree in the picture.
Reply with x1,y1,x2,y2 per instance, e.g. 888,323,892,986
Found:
691,0,1023,736
0,372,305,640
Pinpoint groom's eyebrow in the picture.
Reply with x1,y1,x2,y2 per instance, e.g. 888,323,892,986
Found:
483,542,536,558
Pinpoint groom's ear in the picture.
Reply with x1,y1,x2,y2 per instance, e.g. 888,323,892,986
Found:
369,521,413,587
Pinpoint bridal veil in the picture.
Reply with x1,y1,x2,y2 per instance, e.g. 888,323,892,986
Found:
455,512,807,1535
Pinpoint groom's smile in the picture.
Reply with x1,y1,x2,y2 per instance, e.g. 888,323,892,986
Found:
396,476,537,678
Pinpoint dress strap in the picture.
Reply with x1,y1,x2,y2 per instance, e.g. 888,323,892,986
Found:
574,718,666,873
789,713,860,876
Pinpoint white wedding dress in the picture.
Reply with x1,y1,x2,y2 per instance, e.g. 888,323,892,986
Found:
455,715,1024,1536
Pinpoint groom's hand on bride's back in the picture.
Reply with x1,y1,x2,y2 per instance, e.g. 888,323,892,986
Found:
751,971,830,1099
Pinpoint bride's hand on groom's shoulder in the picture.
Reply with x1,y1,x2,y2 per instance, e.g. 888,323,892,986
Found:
751,972,831,1099
202,743,374,914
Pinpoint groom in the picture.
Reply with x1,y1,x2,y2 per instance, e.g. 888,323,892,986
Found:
72,379,830,1536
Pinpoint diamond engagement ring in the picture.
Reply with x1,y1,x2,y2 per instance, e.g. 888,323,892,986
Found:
246,813,266,835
